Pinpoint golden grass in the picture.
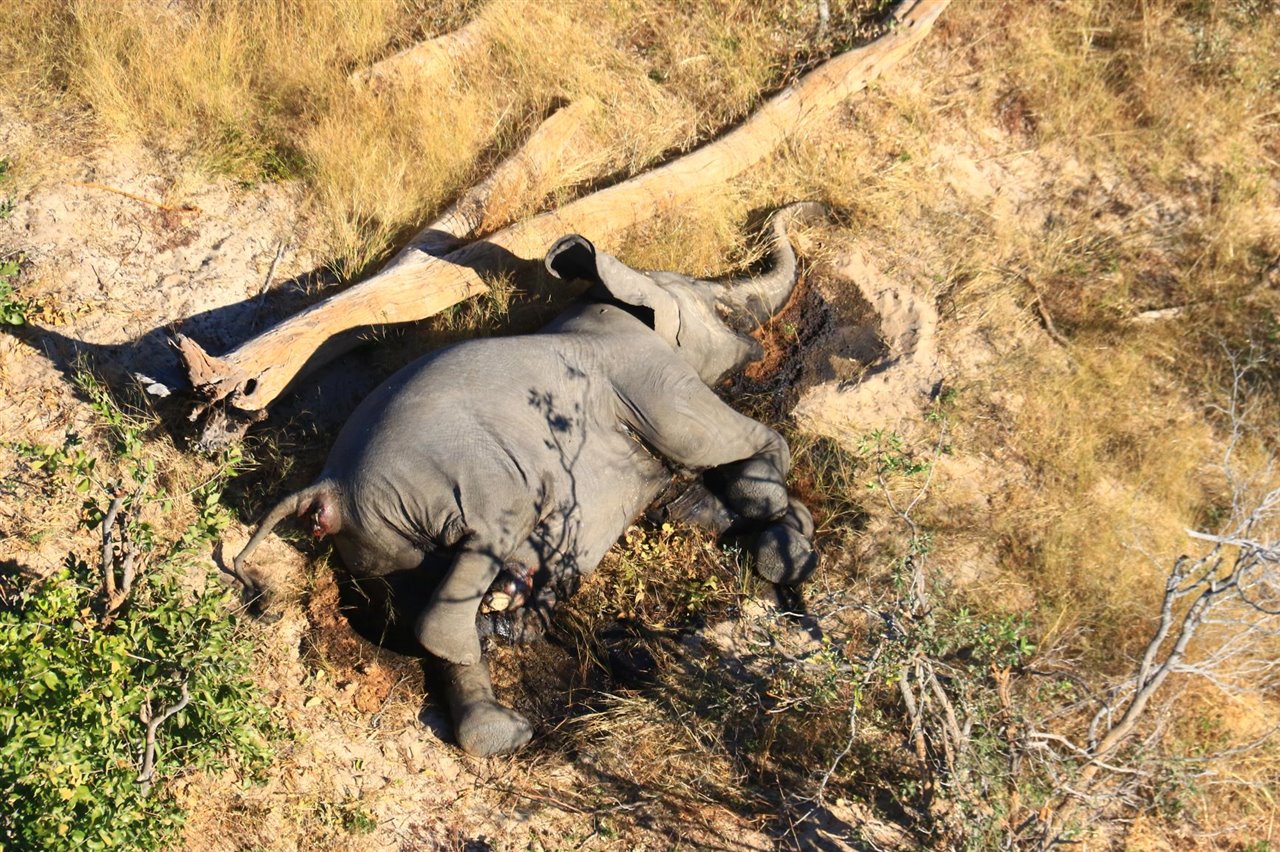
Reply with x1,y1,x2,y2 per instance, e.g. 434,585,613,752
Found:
0,0,848,275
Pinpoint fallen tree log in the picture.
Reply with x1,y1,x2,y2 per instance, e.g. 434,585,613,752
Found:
177,0,951,448
350,7,497,89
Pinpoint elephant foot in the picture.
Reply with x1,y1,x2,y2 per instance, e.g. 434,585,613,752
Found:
751,499,817,586
705,458,790,520
455,700,534,757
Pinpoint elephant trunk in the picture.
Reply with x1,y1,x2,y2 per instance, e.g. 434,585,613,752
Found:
718,201,825,327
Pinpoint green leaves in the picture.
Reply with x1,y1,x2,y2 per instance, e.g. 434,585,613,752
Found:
0,460,270,844
0,560,272,850
0,257,27,325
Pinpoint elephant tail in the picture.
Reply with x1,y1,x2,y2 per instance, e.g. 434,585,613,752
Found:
231,481,338,590
721,201,828,325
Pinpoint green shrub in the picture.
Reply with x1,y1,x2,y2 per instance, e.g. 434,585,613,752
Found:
0,550,270,844
0,256,26,325
0,561,271,850
1,384,270,850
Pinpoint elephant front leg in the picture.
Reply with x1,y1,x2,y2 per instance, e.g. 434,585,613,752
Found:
742,496,816,585
662,478,817,586
435,656,533,756
415,549,504,666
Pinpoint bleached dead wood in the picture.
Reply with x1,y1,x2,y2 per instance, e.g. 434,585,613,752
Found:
177,0,951,445
350,10,495,89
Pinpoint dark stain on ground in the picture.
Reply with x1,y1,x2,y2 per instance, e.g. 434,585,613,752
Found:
731,266,882,420
303,570,424,714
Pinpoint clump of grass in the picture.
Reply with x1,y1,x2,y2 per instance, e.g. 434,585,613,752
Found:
0,0,891,276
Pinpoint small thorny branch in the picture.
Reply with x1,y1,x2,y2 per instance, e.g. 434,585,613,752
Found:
873,424,975,813
100,485,146,620
138,680,192,797
793,425,961,834
1023,349,1280,848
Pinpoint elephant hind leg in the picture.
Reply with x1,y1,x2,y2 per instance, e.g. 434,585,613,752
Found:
616,364,816,584
661,482,817,585
653,480,738,535
434,656,533,757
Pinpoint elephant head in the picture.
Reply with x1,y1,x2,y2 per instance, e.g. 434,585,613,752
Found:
544,202,823,384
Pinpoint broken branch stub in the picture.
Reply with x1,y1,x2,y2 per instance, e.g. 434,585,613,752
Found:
180,0,951,443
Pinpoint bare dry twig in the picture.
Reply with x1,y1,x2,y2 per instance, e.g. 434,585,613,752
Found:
100,487,145,619
1023,350,1280,848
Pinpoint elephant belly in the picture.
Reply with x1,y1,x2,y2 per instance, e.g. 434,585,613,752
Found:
514,429,670,590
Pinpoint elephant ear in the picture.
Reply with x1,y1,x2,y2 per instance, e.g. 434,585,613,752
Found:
545,235,682,348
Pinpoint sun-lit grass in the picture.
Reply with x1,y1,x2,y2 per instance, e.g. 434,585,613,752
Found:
0,0,846,275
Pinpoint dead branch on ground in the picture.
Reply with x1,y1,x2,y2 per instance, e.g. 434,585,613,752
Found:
1019,352,1280,848
350,9,496,90
100,486,145,620
174,0,952,450
404,97,606,257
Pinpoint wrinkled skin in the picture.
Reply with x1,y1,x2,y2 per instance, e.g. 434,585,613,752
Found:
234,203,823,756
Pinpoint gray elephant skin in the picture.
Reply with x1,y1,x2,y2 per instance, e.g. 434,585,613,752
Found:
234,203,822,757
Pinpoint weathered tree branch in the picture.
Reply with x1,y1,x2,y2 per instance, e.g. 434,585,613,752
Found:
176,0,951,447
350,9,496,89
100,488,141,618
137,681,192,797
405,97,605,256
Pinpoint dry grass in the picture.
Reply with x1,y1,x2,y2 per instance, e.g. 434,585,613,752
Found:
0,0,855,276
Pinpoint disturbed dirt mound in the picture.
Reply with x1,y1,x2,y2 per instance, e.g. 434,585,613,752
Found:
303,571,424,716
792,247,942,440
735,238,943,439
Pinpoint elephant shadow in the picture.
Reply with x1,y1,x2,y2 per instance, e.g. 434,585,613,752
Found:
1,239,572,457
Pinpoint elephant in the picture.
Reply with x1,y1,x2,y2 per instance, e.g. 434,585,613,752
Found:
232,202,823,756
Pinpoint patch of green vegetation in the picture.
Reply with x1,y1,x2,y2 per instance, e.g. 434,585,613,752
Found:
12,431,97,494
0,374,270,851
0,157,14,218
0,560,272,850
859,429,935,482
0,255,29,325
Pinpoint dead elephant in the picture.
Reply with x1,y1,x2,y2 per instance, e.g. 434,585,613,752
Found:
233,203,823,756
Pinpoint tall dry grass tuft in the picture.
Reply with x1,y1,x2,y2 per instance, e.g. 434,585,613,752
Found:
0,0,872,275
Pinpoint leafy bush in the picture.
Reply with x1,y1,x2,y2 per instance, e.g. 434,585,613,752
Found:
1,381,270,850
0,559,271,850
